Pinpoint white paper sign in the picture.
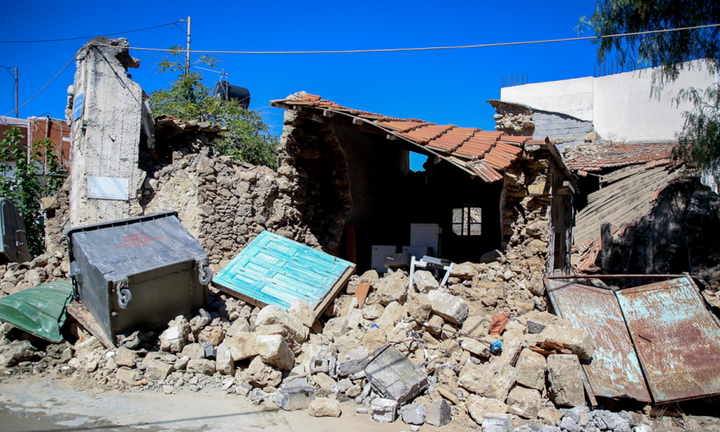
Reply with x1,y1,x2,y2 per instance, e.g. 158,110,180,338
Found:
87,176,129,200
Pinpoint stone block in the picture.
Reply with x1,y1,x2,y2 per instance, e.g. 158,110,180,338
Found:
159,315,191,353
481,413,511,432
225,318,250,337
546,354,585,407
308,397,341,417
425,399,452,427
516,348,546,390
401,402,427,425
215,343,235,376
540,325,595,360
413,270,439,293
145,359,173,382
222,332,258,363
371,398,398,423
256,305,309,343
375,271,408,305
244,357,282,388
507,386,541,419
374,301,408,333
407,294,433,323
458,361,517,402
450,262,478,279
337,348,370,376
362,326,387,353
0,340,35,367
461,338,491,359
365,346,428,404
187,359,216,375
255,334,295,371
323,316,348,341
311,372,336,393
116,366,143,385
275,379,315,411
114,347,138,368
288,299,315,328
466,395,508,425
427,290,469,324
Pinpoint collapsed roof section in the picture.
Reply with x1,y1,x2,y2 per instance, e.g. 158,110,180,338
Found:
565,143,676,176
271,92,571,184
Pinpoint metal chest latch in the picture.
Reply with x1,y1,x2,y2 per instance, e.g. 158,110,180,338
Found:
115,279,132,309
197,260,213,286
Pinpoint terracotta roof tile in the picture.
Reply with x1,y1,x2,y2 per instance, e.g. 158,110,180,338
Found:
401,125,454,144
378,120,428,133
564,143,676,172
469,160,504,182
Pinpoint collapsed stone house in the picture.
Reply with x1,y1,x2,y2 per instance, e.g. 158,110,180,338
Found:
44,37,578,296
491,83,720,293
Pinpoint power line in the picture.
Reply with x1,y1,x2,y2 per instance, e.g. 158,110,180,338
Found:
2,54,77,117
0,21,183,44
117,23,720,55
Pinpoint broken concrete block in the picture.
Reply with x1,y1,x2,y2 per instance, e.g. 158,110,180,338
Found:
224,332,259,362
546,354,585,407
371,398,398,423
401,402,427,425
540,325,596,360
507,386,541,419
337,347,370,376
215,343,235,376
311,372,336,393
255,334,295,371
365,345,429,404
145,359,173,382
413,270,439,293
308,397,341,417
309,345,337,375
466,394,508,425
482,413,511,432
461,338,491,359
427,290,469,324
425,399,452,427
275,378,315,411
256,305,309,343
516,348,546,390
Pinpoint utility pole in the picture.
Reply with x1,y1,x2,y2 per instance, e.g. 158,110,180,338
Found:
185,16,191,74
14,67,18,118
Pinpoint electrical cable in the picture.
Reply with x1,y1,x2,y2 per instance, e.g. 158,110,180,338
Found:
117,23,720,55
0,21,183,44
2,54,77,117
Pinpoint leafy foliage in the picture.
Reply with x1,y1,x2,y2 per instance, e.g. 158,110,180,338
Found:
584,1,720,174
584,0,720,87
150,47,278,169
0,127,63,257
673,84,720,176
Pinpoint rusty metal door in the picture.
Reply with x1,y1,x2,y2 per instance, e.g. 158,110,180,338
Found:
617,277,720,403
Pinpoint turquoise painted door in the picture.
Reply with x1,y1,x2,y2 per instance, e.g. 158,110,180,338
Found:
213,231,354,310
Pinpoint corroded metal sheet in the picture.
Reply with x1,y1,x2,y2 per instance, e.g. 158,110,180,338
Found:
545,279,652,402
617,276,720,403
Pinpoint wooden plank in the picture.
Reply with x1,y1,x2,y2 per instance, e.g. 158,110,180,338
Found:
355,280,371,308
316,265,356,321
66,300,115,349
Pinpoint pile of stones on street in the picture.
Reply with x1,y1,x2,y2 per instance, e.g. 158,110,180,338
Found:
0,258,663,432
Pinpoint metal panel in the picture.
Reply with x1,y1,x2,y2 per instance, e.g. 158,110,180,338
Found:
0,198,30,263
0,281,74,343
545,279,652,402
617,276,720,403
213,231,355,311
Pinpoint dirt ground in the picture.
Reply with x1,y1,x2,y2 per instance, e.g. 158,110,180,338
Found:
0,375,466,432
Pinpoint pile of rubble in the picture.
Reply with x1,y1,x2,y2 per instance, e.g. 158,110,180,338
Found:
0,259,659,432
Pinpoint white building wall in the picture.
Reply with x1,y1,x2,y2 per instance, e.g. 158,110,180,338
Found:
501,62,719,143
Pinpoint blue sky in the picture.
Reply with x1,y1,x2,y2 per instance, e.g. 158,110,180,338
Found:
1,0,600,155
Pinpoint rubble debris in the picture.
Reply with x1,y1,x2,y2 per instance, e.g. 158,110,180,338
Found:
371,398,397,423
425,399,452,426
546,354,585,407
400,402,426,425
365,345,429,404
213,231,355,323
275,378,315,411
308,397,342,417
0,280,73,343
482,413,511,432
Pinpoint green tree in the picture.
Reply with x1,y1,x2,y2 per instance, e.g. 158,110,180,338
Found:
150,47,278,169
584,1,720,175
0,127,63,257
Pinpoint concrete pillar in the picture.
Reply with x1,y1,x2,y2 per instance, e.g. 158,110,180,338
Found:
68,37,147,227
